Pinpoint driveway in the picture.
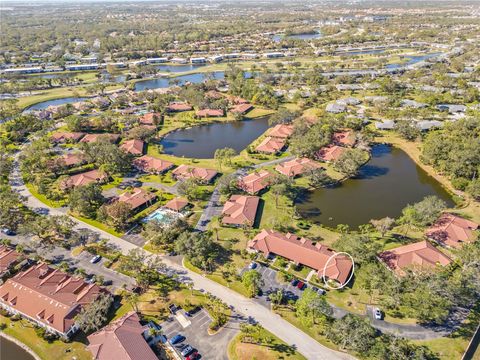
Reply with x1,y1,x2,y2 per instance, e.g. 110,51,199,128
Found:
160,308,241,360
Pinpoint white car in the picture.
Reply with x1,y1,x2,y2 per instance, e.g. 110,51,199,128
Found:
90,255,101,264
374,308,383,320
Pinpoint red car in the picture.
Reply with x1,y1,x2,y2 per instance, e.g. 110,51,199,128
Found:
296,281,306,290
186,352,200,360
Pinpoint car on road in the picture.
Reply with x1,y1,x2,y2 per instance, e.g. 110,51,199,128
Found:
186,352,200,360
291,279,299,287
103,279,113,286
248,262,257,269
181,345,194,357
297,281,306,290
86,275,96,284
312,286,326,295
374,308,383,320
169,334,185,345
1,228,15,236
90,255,101,264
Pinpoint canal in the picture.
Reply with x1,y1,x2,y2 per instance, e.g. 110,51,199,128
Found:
296,144,454,228
159,116,270,158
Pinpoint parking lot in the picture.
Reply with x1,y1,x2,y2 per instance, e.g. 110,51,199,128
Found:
160,308,241,359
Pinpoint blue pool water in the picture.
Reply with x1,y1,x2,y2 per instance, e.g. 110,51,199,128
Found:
144,208,181,224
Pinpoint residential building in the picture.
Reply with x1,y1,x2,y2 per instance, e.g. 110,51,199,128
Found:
87,311,158,360
230,103,253,115
426,213,478,248
120,139,145,156
267,124,294,139
315,145,346,162
248,229,352,284
255,136,285,154
133,155,174,174
80,133,120,144
0,246,22,278
0,263,107,338
275,158,321,177
50,132,85,143
62,169,108,189
238,170,273,194
379,240,451,276
166,102,192,112
139,113,161,126
163,198,189,212
333,131,356,147
326,103,346,113
190,57,207,64
222,195,260,227
172,165,218,183
116,188,156,212
196,109,224,117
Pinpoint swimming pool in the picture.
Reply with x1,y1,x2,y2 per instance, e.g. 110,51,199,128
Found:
143,207,182,225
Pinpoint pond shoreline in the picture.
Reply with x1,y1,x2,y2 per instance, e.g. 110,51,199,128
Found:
0,331,41,360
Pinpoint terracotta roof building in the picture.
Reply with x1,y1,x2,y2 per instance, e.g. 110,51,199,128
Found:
195,109,224,118
0,245,21,277
248,230,353,284
315,145,346,162
255,136,286,154
50,132,85,143
80,133,120,144
333,131,356,147
238,170,273,194
231,103,253,115
268,124,294,139
172,164,218,183
116,188,156,212
139,113,161,126
62,169,108,189
49,153,86,169
275,158,321,177
0,263,107,337
164,198,189,212
379,241,452,276
87,311,158,360
133,155,174,174
166,102,192,112
222,195,260,227
120,139,145,156
426,213,478,248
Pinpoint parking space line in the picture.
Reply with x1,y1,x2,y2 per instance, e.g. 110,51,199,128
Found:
197,317,211,329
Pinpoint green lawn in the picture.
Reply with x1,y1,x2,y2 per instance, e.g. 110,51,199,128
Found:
0,316,92,360
25,183,66,208
71,213,124,237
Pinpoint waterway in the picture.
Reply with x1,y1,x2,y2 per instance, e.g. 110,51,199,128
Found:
0,336,36,360
25,97,89,111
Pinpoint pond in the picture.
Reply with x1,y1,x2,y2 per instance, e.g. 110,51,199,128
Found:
296,144,454,228
0,337,36,360
159,116,270,158
134,71,225,91
154,64,206,73
386,52,442,70
272,32,322,42
25,97,89,111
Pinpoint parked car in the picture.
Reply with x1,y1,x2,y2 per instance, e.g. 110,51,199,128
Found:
181,345,194,357
248,262,257,269
297,281,306,290
90,255,101,264
169,334,185,345
186,352,199,360
1,228,15,236
312,286,326,295
291,279,299,287
374,308,383,320
168,304,178,315
85,275,96,284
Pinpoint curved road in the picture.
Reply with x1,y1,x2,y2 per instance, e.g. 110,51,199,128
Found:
10,152,352,360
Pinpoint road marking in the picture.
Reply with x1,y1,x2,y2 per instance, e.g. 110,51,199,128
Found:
175,313,192,328
197,317,211,329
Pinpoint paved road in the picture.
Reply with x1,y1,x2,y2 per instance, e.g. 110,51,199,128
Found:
194,155,295,231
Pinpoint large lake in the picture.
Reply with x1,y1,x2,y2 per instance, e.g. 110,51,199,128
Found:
0,337,35,360
159,116,270,158
296,144,454,228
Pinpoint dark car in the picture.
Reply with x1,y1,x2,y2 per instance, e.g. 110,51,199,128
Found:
297,281,306,290
181,345,194,357
291,279,299,287
186,352,200,360
169,334,185,345
168,304,178,315
1,228,15,236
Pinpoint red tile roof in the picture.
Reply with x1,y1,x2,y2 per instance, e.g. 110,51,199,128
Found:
120,139,145,156
133,155,174,174
163,198,189,212
166,102,192,112
117,188,156,211
333,131,356,147
315,145,345,162
0,245,21,276
267,124,294,139
226,95,249,105
248,229,352,284
255,136,286,154
426,213,478,248
238,170,273,194
172,164,218,183
0,263,107,334
275,158,321,177
195,109,224,117
222,195,260,226
80,133,120,144
62,169,108,189
50,132,85,143
379,240,452,276
231,103,253,114
87,311,157,360
139,113,161,125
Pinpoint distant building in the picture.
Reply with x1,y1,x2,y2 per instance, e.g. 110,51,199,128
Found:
65,64,99,71
326,103,346,113
230,103,253,115
190,57,207,64
196,109,224,118
166,102,192,112
263,52,285,59
375,120,395,130
146,57,168,64
3,67,43,74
